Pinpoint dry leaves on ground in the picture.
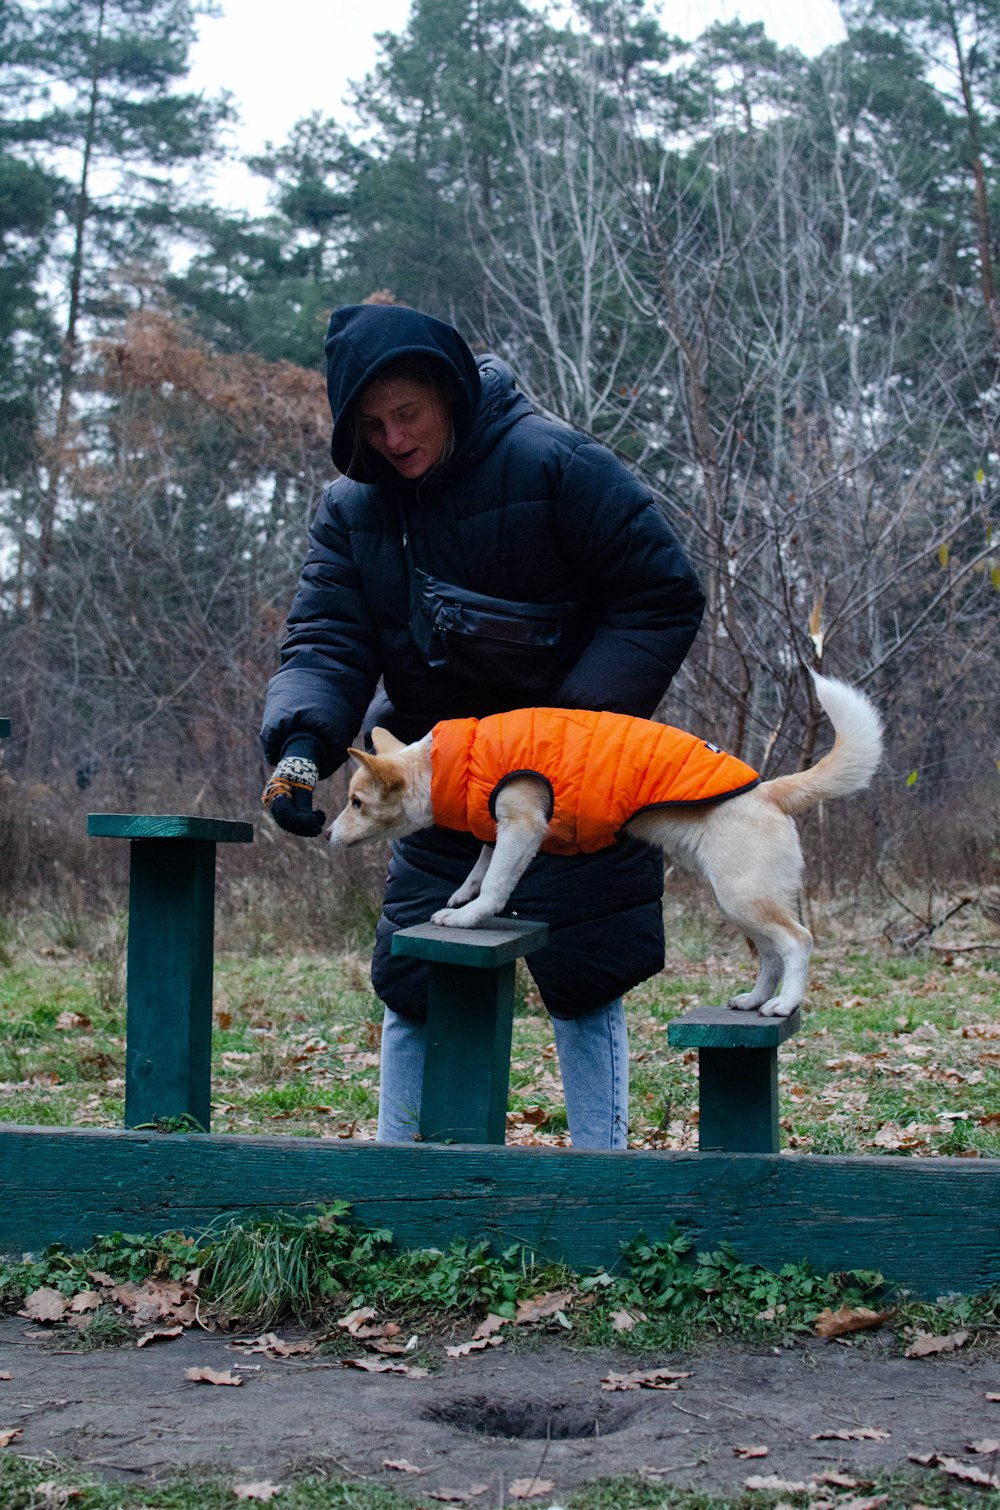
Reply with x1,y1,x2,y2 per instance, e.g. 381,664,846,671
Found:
0,1427,24,1447
968,1440,1000,1454
514,1290,574,1325
445,1336,505,1358
601,1368,692,1391
18,1287,68,1323
231,1334,315,1359
610,1308,646,1332
233,1483,283,1501
428,1489,489,1504
905,1330,969,1357
508,1479,556,1500
910,1452,1000,1488
811,1428,890,1442
813,1305,894,1339
383,1459,428,1474
340,1358,429,1379
0,1373,11,1381
733,1445,769,1458
184,1367,243,1386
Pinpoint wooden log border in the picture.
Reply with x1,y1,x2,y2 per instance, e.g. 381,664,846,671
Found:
2,1127,998,1297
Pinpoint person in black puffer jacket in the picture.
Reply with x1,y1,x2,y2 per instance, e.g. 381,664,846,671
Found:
260,303,705,1148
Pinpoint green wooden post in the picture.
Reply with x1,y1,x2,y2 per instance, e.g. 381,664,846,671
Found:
668,1005,801,1154
88,815,253,1132
391,918,549,1144
0,719,10,738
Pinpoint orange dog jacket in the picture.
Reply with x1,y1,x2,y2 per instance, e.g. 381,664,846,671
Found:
430,707,760,856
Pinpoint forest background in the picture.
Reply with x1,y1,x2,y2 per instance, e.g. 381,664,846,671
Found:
0,0,998,937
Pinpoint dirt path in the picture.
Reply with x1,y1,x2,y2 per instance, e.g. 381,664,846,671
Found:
2,1316,998,1499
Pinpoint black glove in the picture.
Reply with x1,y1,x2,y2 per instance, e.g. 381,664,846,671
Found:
262,753,327,838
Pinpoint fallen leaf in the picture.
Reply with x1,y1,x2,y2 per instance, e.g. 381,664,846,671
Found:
233,1484,283,1501
610,1308,646,1333
814,1305,893,1339
232,1334,315,1359
744,1475,810,1491
34,1485,84,1506
515,1290,574,1324
86,1269,115,1287
0,1374,11,1381
383,1459,428,1474
969,1440,1000,1454
336,1307,400,1340
601,1368,692,1391
905,1330,969,1358
136,1326,184,1348
909,1453,999,1489
988,1394,1000,1402
832,1496,888,1510
18,1287,68,1323
341,1358,429,1378
446,1336,505,1358
0,1428,24,1447
428,1490,489,1504
55,1011,92,1030
472,1313,509,1339
811,1428,890,1442
734,1445,769,1458
184,1367,243,1386
508,1480,556,1500
68,1291,102,1314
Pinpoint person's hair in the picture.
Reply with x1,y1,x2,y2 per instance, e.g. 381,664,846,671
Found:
347,356,463,478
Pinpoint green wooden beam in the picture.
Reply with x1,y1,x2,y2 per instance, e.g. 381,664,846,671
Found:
2,1127,998,1297
392,919,548,1144
88,814,253,1132
668,1006,801,1154
0,719,10,738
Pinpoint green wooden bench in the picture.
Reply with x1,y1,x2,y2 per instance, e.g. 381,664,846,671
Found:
391,918,549,1144
668,1005,801,1153
87,815,253,1132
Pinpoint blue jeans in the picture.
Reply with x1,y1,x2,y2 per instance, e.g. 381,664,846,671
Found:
376,998,629,1149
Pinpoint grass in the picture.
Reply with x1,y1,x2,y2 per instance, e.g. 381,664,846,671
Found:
0,897,998,1154
1,1455,998,1510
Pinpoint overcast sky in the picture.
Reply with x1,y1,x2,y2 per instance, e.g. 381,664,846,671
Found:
187,0,847,211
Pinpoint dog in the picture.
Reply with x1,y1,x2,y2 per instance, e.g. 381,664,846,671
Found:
326,674,883,1017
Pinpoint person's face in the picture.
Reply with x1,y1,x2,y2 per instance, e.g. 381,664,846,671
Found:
356,376,451,478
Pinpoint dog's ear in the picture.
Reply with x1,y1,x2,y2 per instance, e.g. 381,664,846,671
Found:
370,726,405,756
347,748,405,793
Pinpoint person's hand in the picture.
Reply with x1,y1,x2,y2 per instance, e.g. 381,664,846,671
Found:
261,755,326,837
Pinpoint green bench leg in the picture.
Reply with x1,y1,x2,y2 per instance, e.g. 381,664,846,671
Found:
391,919,550,1146
697,1046,779,1154
124,838,217,1132
88,815,253,1133
422,959,517,1143
668,1004,801,1154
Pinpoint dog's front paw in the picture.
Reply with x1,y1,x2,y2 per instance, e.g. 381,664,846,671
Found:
758,997,798,1018
727,992,761,1012
446,881,482,908
430,903,491,928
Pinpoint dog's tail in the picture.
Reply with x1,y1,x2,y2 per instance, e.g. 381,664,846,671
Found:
761,673,883,816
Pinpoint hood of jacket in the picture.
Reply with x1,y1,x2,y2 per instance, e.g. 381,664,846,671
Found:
325,304,483,482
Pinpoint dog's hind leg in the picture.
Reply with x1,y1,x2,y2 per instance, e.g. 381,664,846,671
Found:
723,904,812,1017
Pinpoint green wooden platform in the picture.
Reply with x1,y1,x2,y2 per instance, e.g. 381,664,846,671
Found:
1,1126,998,1296
668,1005,802,1154
392,918,549,1144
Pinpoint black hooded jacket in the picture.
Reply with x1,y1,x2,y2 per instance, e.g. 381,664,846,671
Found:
260,305,705,775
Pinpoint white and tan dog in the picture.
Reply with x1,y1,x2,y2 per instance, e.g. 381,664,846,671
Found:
326,674,882,1017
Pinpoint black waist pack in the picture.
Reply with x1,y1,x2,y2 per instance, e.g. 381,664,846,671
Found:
408,566,582,693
